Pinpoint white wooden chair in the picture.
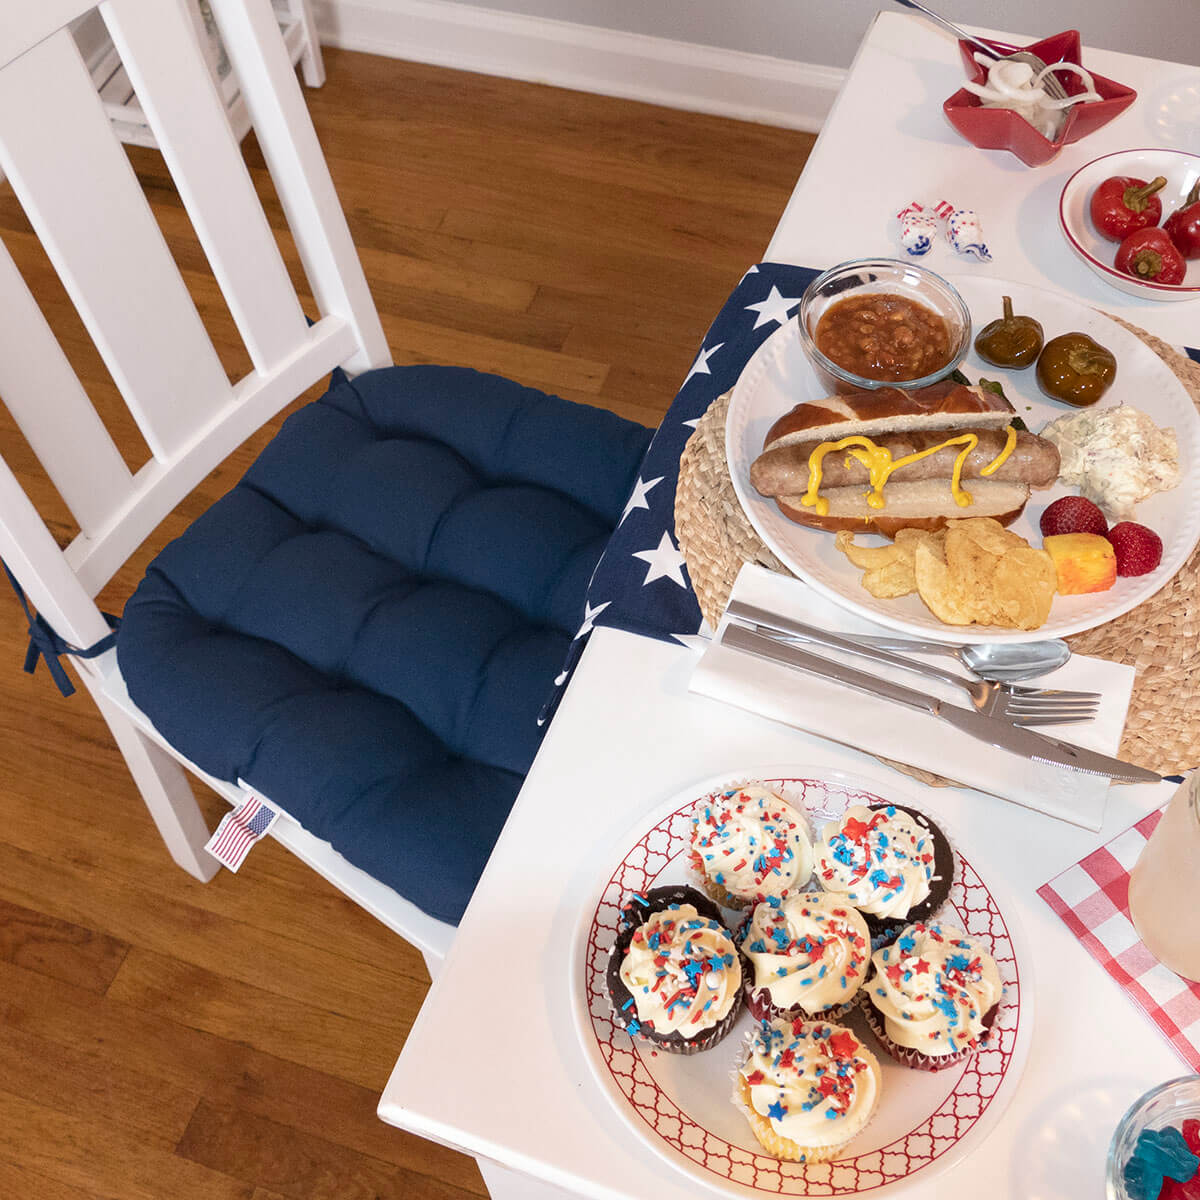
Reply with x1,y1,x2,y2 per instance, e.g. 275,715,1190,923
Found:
0,0,459,968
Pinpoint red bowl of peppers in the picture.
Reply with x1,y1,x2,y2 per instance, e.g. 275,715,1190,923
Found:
1059,148,1200,300
943,30,1137,167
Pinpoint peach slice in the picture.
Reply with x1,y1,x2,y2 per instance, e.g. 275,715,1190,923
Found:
1043,533,1117,595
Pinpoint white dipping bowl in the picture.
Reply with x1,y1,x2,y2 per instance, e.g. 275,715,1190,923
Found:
1059,148,1200,302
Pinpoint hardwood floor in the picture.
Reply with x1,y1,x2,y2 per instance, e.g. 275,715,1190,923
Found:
0,46,814,1199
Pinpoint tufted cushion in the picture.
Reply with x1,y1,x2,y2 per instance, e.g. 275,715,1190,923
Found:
117,365,652,924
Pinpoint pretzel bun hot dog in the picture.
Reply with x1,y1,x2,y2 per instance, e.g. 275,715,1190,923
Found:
749,381,1060,537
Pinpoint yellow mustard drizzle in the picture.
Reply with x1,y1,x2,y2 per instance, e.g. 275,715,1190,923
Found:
800,425,1018,516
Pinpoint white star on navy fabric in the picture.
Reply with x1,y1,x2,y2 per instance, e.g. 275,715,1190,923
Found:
632,531,688,588
682,342,723,388
745,285,803,329
620,476,663,525
574,599,611,640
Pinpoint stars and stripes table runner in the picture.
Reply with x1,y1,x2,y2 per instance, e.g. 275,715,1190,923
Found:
1038,800,1200,1073
541,262,821,721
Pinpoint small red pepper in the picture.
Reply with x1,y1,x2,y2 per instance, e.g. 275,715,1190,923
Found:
1164,181,1200,260
1089,175,1168,243
1114,227,1187,285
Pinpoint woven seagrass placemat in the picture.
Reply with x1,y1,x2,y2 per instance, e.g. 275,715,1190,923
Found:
675,319,1200,777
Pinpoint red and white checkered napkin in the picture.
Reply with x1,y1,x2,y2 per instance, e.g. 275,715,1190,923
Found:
1038,805,1200,1072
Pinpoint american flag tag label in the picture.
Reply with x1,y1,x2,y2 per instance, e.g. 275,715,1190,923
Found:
204,794,279,872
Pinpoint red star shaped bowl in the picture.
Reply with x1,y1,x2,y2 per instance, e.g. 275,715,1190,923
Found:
943,30,1137,167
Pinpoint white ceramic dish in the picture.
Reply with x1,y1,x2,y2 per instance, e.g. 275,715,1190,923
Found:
725,275,1200,645
1059,149,1200,301
570,766,1033,1199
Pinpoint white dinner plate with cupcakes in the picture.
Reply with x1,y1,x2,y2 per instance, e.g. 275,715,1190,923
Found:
725,275,1200,644
569,765,1034,1198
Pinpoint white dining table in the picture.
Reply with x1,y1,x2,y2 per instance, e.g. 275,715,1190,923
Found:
378,14,1197,1200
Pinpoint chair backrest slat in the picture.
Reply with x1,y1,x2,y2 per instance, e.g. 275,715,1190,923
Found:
0,237,134,538
0,0,390,669
2,0,94,70
0,26,232,462
209,0,390,374
101,0,309,374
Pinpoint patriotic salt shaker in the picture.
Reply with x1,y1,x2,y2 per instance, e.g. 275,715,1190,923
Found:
935,200,992,261
896,202,938,257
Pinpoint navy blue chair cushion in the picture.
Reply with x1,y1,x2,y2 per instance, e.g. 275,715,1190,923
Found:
117,365,652,924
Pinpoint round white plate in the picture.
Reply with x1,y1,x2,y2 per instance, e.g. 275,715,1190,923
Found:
725,275,1200,644
570,766,1033,1198
1059,149,1200,301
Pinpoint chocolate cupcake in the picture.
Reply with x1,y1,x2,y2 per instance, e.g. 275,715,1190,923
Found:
860,921,1002,1071
606,885,744,1055
689,782,815,909
813,802,954,947
739,892,871,1023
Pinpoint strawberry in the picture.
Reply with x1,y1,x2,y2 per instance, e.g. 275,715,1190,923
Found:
1107,522,1163,577
1039,496,1109,538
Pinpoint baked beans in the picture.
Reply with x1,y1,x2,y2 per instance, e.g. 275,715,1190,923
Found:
814,293,952,382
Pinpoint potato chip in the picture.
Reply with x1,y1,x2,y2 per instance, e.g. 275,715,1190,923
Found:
913,538,975,625
862,558,918,599
835,530,920,598
834,530,903,571
991,547,1057,630
835,518,1054,631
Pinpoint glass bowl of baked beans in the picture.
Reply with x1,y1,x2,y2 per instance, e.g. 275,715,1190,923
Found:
797,259,972,395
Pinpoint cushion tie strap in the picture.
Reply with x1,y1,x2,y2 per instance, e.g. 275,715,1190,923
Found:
2,561,120,698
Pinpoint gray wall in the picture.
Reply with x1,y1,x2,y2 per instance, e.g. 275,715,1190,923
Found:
435,0,1199,71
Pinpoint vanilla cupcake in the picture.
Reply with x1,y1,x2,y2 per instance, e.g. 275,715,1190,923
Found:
739,892,871,1023
606,886,744,1055
814,803,953,945
861,921,1002,1071
734,1017,882,1163
689,783,814,908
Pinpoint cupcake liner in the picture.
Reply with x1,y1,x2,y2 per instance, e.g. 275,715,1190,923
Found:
606,885,745,1055
744,987,857,1025
859,989,998,1072
688,777,816,907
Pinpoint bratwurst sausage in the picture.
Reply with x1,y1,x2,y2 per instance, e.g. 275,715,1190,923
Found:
750,428,1060,497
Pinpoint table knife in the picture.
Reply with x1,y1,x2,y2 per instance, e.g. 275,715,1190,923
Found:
722,623,1161,784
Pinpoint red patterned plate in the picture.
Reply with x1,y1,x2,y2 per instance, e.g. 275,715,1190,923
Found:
570,765,1033,1197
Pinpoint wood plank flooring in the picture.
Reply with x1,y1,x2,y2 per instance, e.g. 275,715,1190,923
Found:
0,46,814,1198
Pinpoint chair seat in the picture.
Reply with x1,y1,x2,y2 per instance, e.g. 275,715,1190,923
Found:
117,365,651,923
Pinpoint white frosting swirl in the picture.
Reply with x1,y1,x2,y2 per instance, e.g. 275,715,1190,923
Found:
742,893,870,1013
690,784,814,904
866,922,1002,1055
738,1019,881,1150
815,804,936,919
618,904,741,1036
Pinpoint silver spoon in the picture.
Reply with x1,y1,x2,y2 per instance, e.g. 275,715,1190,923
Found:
853,635,1072,682
892,0,1070,101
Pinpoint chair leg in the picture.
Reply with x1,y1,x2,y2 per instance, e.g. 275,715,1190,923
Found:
92,691,220,882
290,0,326,88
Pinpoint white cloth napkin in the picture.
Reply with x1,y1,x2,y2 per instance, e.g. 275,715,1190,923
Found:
689,563,1137,830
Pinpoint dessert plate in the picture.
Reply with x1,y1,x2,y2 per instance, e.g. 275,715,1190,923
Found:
569,766,1033,1198
725,275,1200,644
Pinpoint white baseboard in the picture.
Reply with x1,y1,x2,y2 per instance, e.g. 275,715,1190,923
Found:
309,0,842,131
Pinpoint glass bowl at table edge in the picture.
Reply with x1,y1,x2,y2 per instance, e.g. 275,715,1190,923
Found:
1106,1074,1200,1200
795,258,973,395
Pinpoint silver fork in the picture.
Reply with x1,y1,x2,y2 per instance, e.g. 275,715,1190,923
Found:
725,602,1100,727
